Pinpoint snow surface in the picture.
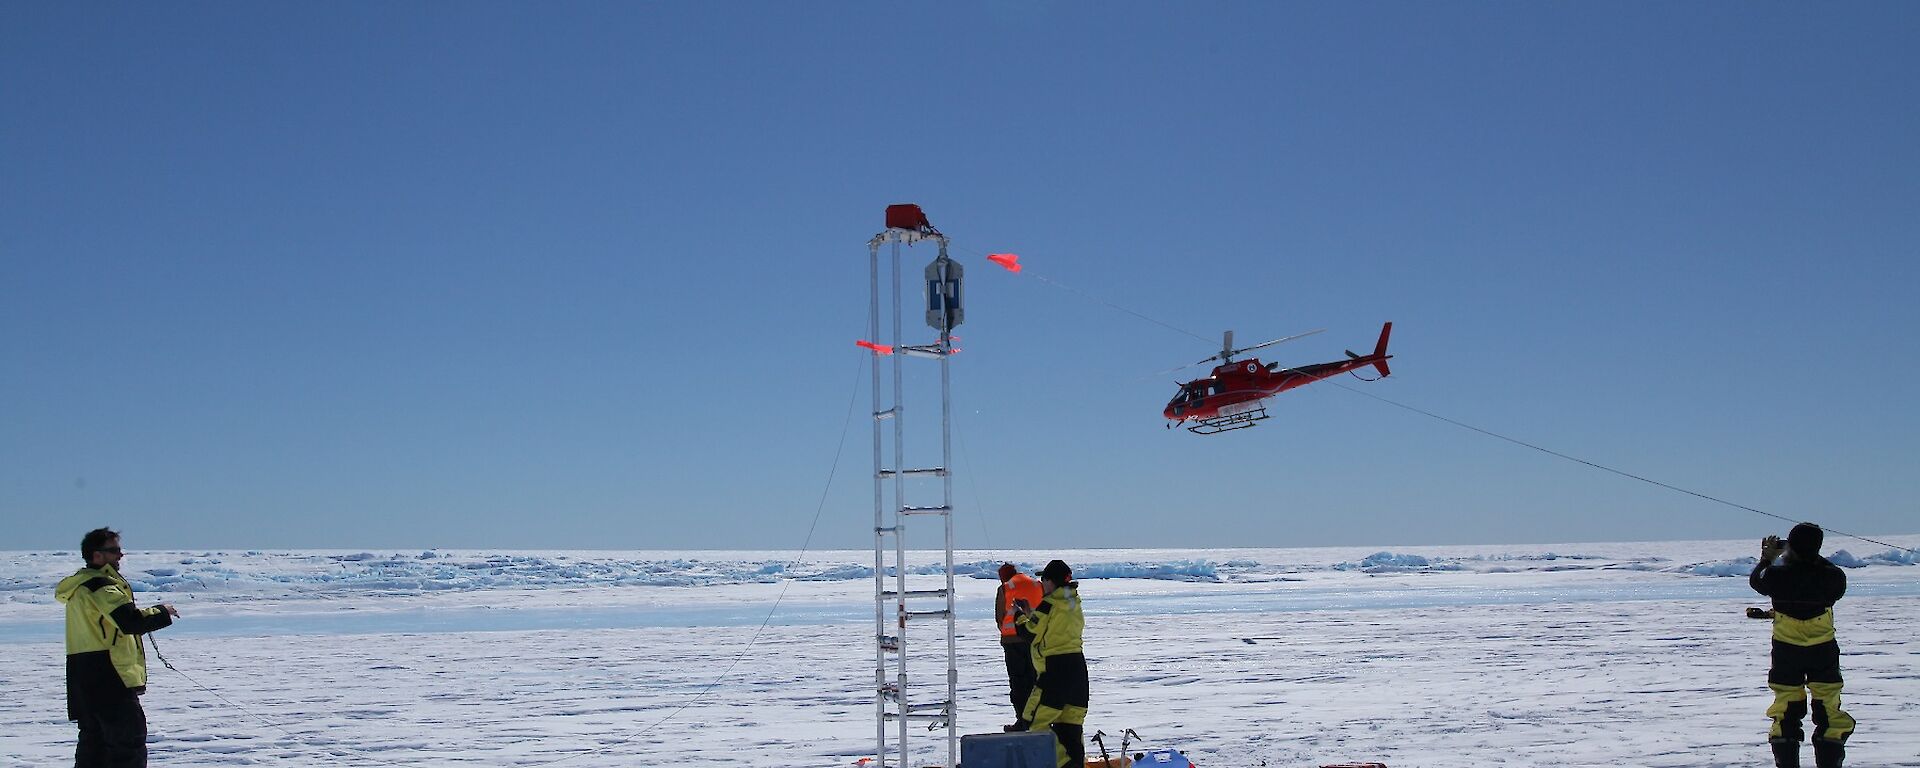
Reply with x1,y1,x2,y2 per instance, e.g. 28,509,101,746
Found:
3,537,1917,767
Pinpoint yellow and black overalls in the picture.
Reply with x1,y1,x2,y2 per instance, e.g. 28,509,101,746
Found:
56,564,173,768
1750,554,1853,768
1015,583,1087,768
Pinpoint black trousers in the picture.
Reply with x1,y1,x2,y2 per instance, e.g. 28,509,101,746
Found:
1051,722,1085,768
1030,653,1089,768
1002,641,1035,722
74,692,146,768
1768,640,1854,745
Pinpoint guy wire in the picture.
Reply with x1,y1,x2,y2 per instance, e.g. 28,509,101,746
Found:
526,350,871,768
951,395,993,552
1328,380,1917,556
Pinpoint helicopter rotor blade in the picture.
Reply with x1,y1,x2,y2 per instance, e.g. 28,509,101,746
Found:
1154,359,1207,377
1147,327,1326,379
1182,351,1226,369
1227,328,1325,358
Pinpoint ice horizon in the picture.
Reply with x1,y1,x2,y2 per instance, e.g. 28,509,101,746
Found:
7,534,1918,603
5,535,1917,767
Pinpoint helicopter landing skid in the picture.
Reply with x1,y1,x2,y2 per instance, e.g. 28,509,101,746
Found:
1185,406,1268,435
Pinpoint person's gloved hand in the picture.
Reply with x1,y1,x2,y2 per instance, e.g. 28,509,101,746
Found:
1760,534,1786,563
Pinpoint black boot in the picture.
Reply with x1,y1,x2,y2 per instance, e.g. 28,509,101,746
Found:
1812,739,1844,768
1771,739,1801,768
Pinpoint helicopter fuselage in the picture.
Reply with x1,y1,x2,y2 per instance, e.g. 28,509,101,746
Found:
1163,323,1393,427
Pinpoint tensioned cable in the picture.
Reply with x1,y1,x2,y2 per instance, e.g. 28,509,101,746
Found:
148,352,872,768
1025,273,1216,345
149,635,412,768
946,242,1911,555
525,351,870,768
1327,380,1917,556
945,241,1216,345
950,396,994,552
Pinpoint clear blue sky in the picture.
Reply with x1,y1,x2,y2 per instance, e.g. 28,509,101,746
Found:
4,3,1915,551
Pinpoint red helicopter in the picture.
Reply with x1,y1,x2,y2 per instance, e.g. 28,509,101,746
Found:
1164,322,1393,434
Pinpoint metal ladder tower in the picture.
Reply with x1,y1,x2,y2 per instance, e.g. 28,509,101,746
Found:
867,206,962,768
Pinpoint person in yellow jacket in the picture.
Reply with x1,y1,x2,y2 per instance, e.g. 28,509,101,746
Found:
1750,523,1852,768
994,562,1045,730
1012,559,1087,768
55,527,179,768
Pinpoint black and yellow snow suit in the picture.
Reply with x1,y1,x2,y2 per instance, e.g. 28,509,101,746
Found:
56,563,172,768
1015,583,1087,768
1750,553,1852,764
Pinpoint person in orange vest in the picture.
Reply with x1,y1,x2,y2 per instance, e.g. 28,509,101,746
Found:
994,562,1044,730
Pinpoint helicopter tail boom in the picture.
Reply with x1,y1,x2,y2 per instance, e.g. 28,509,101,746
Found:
1369,322,1393,378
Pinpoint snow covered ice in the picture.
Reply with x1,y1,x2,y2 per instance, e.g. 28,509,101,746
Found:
4,538,1917,767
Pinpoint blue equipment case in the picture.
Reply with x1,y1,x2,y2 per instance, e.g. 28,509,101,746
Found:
959,731,1056,768
1131,749,1194,767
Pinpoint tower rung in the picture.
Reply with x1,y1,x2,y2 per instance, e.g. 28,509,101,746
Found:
903,700,950,712
874,526,898,534
882,712,949,722
901,505,950,515
878,467,946,478
879,589,948,599
898,345,947,359
873,408,896,421
904,609,951,619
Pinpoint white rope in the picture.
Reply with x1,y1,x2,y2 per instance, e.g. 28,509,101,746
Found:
148,352,873,767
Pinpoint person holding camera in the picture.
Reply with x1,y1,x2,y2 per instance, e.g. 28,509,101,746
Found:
1011,559,1088,768
1749,522,1853,768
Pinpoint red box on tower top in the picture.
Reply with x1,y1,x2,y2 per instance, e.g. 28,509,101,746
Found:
885,204,931,231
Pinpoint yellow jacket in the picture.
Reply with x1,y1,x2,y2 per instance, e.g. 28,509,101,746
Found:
1016,583,1083,670
56,564,171,692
